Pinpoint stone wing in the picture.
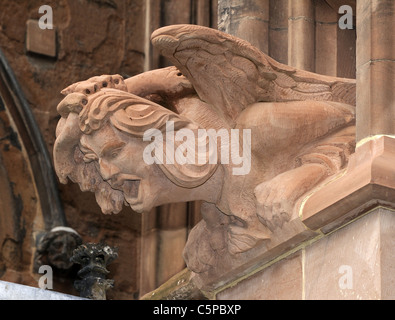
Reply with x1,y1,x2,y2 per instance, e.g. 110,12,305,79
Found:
151,24,356,126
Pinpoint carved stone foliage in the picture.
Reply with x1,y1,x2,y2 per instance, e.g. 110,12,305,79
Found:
53,25,356,286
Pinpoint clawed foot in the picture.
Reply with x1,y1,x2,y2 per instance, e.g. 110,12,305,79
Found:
254,177,296,232
228,223,270,255
254,165,327,232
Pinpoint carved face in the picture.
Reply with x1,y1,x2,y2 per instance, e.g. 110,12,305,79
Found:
47,233,79,270
55,88,220,214
79,122,180,213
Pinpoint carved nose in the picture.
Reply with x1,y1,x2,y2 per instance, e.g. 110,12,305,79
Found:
98,159,120,181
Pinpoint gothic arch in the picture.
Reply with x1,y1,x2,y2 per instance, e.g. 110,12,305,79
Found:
0,49,66,281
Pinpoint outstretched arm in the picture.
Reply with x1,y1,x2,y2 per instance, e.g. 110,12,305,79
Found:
60,67,195,112
124,66,194,98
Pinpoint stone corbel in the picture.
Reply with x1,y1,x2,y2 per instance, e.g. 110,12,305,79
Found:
301,135,395,233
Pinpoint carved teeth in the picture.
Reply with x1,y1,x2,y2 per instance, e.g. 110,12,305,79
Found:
122,180,140,199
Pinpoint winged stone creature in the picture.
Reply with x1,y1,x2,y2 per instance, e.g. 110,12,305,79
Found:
54,24,356,274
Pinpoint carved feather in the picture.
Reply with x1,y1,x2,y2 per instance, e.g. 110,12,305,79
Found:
151,24,356,126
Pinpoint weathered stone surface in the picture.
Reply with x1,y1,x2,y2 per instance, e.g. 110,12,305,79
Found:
2,0,393,302
288,0,315,72
214,208,395,300
305,208,395,299
53,24,356,292
71,243,118,300
157,229,187,287
357,61,395,141
356,0,394,142
0,92,41,289
0,280,86,300
268,0,288,64
336,25,356,79
139,227,158,296
217,252,303,300
356,0,394,67
218,0,269,53
0,0,198,300
315,1,338,76
301,135,395,233
380,210,395,299
26,20,56,57
141,268,208,300
324,0,356,13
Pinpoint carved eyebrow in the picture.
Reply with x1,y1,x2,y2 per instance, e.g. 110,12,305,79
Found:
100,141,126,157
79,141,95,155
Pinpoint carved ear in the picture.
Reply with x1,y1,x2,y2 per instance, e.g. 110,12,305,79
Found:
54,92,90,185
54,110,125,214
53,113,81,184
157,123,219,188
159,159,218,189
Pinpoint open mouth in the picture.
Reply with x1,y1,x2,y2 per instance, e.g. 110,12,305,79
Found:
108,176,142,209
122,180,140,200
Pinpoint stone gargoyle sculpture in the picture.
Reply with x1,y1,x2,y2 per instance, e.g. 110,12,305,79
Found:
54,24,356,277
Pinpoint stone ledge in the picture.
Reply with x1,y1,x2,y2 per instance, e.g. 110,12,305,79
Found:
146,206,395,299
0,280,86,300
140,268,209,300
217,207,395,300
191,218,318,292
301,135,395,232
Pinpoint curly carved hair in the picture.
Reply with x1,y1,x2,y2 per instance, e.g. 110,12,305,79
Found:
54,88,218,214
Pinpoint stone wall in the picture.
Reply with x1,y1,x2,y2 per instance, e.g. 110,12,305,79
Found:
219,0,356,78
0,0,216,299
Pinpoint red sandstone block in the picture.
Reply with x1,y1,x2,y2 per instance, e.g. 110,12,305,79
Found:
26,19,56,58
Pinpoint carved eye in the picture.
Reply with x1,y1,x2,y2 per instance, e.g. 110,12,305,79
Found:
114,79,119,84
109,147,123,159
102,82,107,87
